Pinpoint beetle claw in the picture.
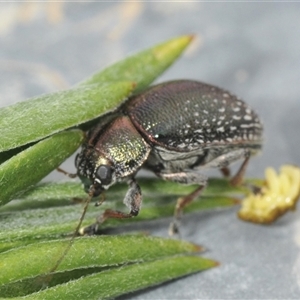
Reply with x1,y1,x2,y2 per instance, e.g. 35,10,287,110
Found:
168,220,181,237
79,223,99,236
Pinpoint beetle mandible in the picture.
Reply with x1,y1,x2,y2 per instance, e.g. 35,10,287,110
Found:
75,80,263,234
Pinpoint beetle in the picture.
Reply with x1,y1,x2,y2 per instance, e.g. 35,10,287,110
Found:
75,80,263,234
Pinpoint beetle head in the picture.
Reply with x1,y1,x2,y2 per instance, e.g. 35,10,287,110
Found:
75,116,152,198
75,147,116,197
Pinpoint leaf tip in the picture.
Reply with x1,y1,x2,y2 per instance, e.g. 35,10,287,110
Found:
192,243,206,253
213,260,221,267
173,34,195,49
187,34,196,42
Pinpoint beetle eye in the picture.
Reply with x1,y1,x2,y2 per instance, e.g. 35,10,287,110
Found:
96,165,112,185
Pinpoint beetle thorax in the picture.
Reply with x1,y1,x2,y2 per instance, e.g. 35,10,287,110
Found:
88,115,151,179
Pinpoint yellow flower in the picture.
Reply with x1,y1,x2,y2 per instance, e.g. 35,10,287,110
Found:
238,165,300,224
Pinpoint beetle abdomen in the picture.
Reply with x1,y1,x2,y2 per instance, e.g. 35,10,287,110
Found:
125,80,263,152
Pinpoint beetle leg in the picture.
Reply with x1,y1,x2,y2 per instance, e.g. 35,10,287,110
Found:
220,167,231,178
230,154,250,186
158,171,207,236
228,154,261,194
80,179,142,235
158,170,207,185
194,149,252,186
197,149,254,189
170,184,206,235
122,178,142,216
195,149,250,170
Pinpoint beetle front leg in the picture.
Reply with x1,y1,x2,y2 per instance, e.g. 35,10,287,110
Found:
122,178,142,216
158,171,207,236
80,179,142,235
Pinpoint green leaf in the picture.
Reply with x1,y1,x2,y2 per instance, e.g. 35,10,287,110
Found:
0,193,238,253
0,82,133,153
0,235,207,297
22,256,217,300
0,235,201,285
0,144,31,165
5,176,250,208
137,177,251,196
0,130,84,206
81,35,193,93
0,35,193,214
0,35,193,155
0,35,220,299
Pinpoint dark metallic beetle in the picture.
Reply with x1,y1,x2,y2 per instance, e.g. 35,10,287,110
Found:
75,80,263,233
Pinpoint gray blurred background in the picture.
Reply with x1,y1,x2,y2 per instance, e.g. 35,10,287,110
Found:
0,2,300,299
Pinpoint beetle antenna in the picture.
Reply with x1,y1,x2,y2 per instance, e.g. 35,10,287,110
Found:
56,167,77,178
41,187,94,287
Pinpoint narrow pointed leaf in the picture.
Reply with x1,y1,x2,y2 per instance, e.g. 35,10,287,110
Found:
0,130,84,206
81,35,193,93
137,177,251,196
9,176,253,206
0,194,238,253
0,82,133,153
0,35,192,154
0,235,201,286
23,256,217,300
